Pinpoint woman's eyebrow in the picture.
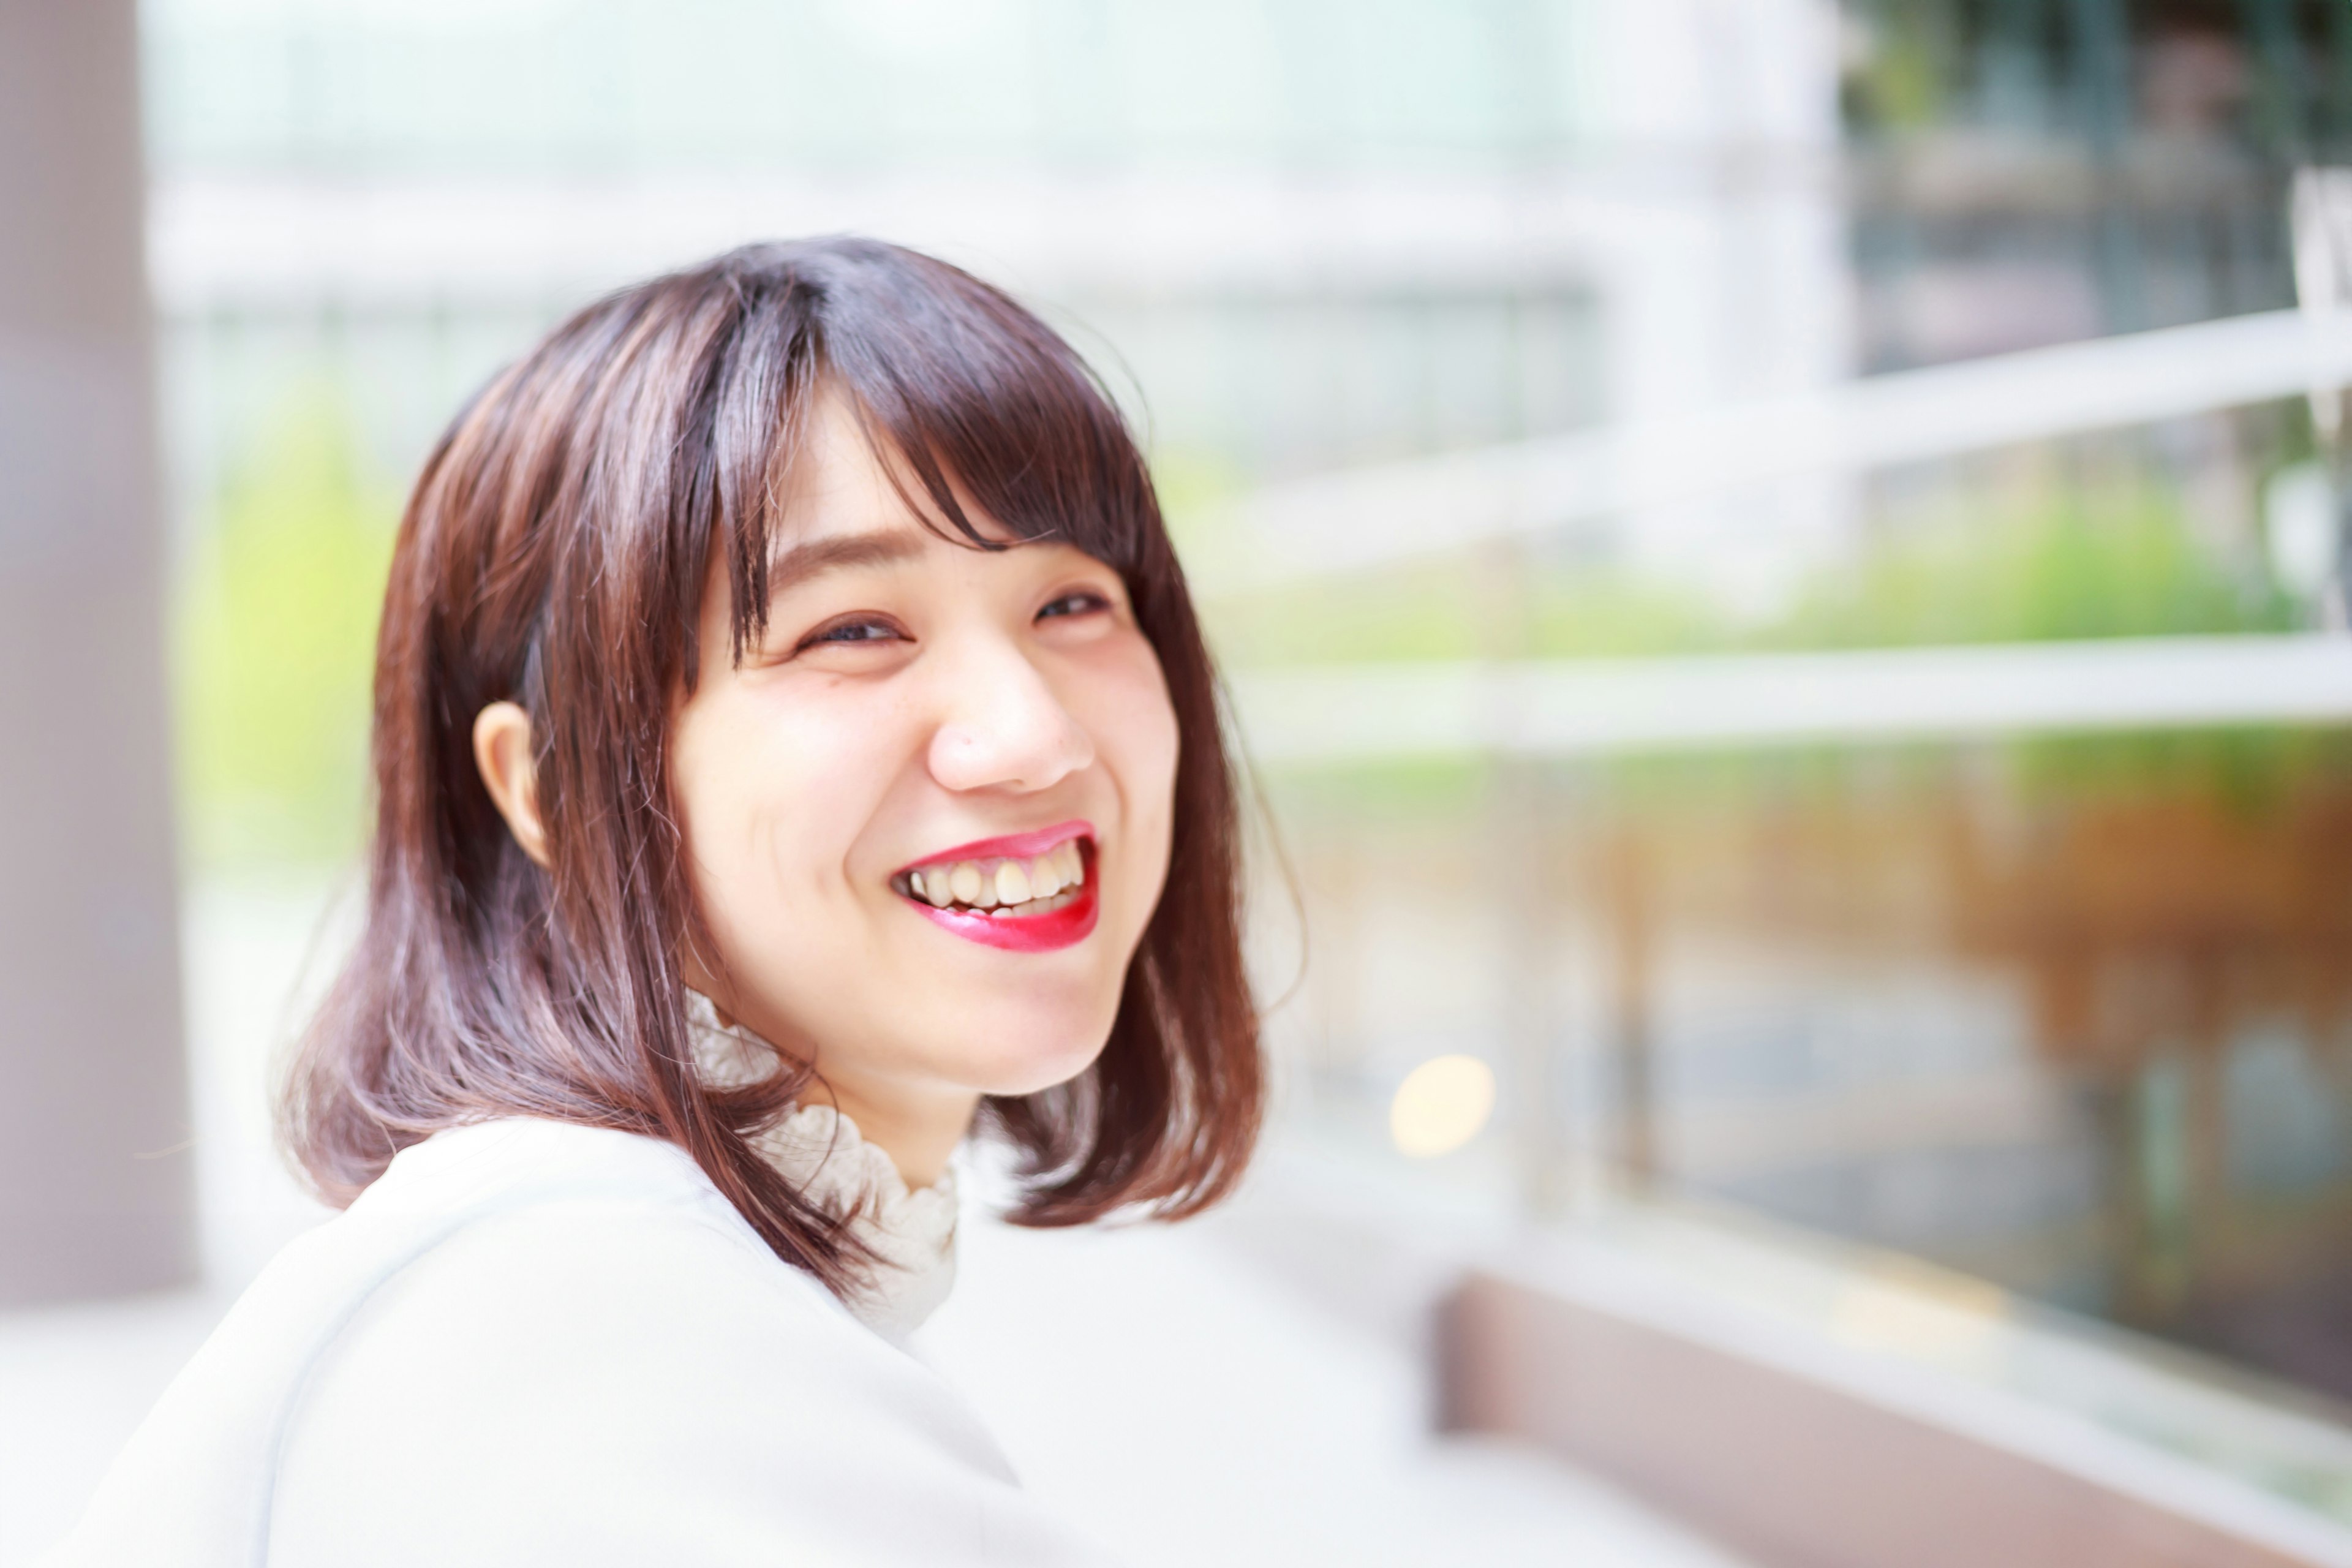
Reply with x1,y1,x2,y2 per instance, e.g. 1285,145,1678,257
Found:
766,530,924,593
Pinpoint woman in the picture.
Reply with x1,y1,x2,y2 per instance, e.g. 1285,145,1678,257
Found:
52,238,1262,1566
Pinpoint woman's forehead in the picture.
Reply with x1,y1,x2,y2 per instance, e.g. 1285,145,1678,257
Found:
769,404,1021,560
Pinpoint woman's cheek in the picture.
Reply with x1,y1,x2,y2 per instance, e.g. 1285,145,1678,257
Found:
1093,642,1181,905
684,693,826,921
1126,647,1182,815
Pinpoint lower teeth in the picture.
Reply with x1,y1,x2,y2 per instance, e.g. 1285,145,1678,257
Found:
927,889,1077,918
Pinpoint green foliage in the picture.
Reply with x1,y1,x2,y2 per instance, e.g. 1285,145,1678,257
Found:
1201,557,1730,668
1529,573,1733,659
176,394,399,869
1773,485,2296,649
1152,447,1250,541
1839,0,1957,134
1202,561,1493,666
1222,474,2348,815
2006,725,2352,819
1210,478,2295,669
1769,486,2315,812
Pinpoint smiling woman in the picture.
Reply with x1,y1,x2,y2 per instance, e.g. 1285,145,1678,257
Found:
48,239,1262,1567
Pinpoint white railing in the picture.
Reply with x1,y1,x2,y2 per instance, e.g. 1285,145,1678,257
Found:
1232,634,2352,763
1208,308,2352,594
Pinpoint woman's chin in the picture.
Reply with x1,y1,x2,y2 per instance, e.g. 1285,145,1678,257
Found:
940,1010,1117,1099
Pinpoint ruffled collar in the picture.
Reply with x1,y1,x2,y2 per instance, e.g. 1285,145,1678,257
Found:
684,991,959,1340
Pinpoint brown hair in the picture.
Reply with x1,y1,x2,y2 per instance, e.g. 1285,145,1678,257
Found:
282,238,1262,1292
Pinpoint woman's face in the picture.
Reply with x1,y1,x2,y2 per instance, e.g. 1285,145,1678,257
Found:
670,393,1179,1164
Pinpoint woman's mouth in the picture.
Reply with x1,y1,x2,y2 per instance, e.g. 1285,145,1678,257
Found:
890,824,1099,952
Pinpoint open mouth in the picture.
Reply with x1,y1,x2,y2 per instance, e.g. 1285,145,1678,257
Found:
891,822,1100,952
891,837,1088,918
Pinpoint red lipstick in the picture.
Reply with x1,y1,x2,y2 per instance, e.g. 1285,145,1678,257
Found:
911,881,1099,952
896,820,1099,954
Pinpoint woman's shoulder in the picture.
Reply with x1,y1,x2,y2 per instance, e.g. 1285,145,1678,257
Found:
270,1120,1092,1564
54,1121,1109,1567
283,1118,877,1390
311,1116,861,1349
270,1147,1012,1559
345,1115,752,1229
277,1118,857,1419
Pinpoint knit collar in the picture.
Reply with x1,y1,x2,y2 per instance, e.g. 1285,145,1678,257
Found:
684,990,959,1341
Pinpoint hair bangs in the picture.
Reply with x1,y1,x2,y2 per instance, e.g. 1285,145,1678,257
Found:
702,241,1156,669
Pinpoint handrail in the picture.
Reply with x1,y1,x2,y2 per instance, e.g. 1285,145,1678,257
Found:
1231,633,2352,763
1205,309,2352,593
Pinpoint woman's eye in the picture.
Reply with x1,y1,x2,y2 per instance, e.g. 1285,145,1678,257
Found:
1037,590,1113,622
797,616,904,650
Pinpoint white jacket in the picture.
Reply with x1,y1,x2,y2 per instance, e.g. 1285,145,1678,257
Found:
45,1119,1112,1567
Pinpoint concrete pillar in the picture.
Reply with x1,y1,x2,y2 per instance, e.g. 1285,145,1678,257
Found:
0,0,197,1303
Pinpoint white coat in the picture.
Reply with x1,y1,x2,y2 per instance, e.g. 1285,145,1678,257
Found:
43,1118,1114,1567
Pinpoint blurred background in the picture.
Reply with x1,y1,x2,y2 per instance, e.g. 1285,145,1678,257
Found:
13,0,2352,1563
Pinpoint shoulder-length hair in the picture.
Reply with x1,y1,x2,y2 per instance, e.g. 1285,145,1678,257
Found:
283,237,1262,1293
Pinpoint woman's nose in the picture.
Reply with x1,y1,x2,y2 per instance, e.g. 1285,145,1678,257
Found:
925,643,1095,795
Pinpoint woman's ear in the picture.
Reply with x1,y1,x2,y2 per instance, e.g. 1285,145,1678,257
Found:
472,701,551,867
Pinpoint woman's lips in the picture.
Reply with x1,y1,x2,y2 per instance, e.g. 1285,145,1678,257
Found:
909,876,1099,952
893,823,1099,953
903,820,1091,869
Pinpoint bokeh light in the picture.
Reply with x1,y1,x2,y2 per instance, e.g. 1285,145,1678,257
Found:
1388,1055,1496,1159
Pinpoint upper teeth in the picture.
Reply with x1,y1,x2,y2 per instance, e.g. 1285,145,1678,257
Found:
906,841,1085,913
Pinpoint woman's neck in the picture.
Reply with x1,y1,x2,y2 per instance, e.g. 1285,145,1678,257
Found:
804,1074,977,1191
687,987,975,1189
